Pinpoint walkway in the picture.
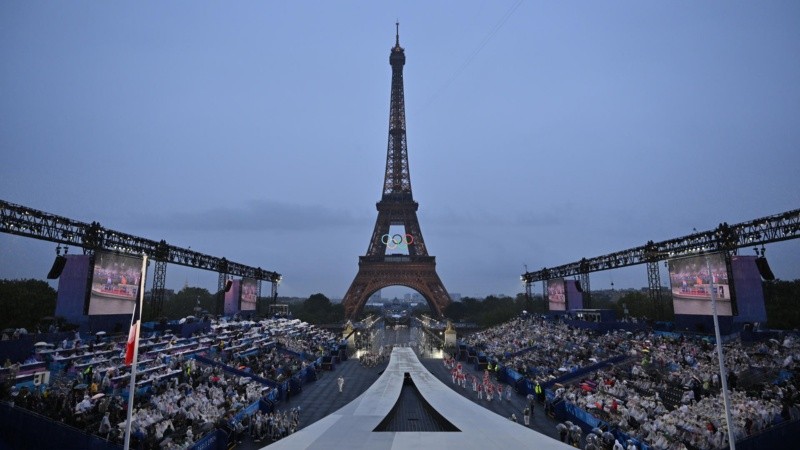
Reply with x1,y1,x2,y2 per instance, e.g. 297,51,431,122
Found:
233,323,566,449
263,347,573,449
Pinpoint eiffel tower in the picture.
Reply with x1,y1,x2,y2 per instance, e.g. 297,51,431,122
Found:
342,24,451,320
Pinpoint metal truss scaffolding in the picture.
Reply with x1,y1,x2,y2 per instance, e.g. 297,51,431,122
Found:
523,209,800,308
1,199,281,317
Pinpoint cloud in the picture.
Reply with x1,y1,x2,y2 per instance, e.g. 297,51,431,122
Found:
127,199,368,233
421,206,566,228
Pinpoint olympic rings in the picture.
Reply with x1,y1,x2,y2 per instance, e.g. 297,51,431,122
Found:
381,233,414,250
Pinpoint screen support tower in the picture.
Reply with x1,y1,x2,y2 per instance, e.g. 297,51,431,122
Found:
342,25,451,320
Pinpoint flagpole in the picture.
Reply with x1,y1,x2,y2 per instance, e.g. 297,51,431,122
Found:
706,255,736,450
123,253,148,450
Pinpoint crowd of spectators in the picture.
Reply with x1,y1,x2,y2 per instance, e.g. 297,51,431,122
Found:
272,325,337,357
8,310,800,450
462,314,800,450
1,316,340,449
463,315,629,381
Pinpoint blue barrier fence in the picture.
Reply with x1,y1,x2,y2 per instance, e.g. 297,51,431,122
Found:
192,354,280,389
233,400,263,421
543,355,629,389
0,401,121,450
276,346,307,361
504,354,629,397
189,429,227,450
731,418,800,450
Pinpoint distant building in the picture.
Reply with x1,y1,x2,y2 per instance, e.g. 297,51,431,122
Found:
404,292,424,302
369,290,383,304
450,293,462,302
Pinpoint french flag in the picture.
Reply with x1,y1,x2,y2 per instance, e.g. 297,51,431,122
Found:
124,301,140,366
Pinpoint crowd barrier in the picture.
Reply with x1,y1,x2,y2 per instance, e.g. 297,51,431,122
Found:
740,329,800,344
551,393,651,450
0,401,120,450
1,332,83,365
188,429,227,450
0,335,36,363
178,322,212,338
300,364,318,383
456,343,468,360
542,355,629,389
494,353,629,399
192,354,276,385
563,401,603,428
321,355,339,371
276,346,308,361
474,354,488,371
731,418,800,450
233,399,264,421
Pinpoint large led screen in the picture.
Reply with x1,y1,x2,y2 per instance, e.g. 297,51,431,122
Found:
547,278,566,311
241,278,258,311
668,253,733,316
87,251,143,315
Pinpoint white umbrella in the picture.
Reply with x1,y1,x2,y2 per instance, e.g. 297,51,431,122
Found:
34,341,50,347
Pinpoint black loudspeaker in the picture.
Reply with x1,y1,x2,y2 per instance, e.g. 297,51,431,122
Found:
575,281,583,293
47,255,67,279
224,279,233,292
755,257,775,281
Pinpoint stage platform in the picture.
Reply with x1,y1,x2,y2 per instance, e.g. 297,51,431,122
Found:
263,347,572,449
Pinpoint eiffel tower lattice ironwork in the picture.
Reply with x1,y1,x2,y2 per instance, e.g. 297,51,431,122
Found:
342,24,451,320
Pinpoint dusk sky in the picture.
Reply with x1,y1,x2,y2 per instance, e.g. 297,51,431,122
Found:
2,2,798,301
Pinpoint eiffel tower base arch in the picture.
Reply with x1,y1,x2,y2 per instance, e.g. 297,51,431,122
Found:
342,256,450,320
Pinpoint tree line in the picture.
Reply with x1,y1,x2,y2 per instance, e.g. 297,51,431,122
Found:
0,279,56,332
1,279,799,330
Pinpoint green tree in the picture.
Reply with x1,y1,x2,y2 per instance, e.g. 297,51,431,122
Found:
294,293,342,324
615,290,676,320
587,291,614,310
329,302,345,323
0,279,57,331
444,301,466,321
158,287,214,320
442,295,523,328
764,280,800,330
